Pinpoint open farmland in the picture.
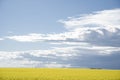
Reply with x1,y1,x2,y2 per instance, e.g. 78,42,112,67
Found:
0,68,120,80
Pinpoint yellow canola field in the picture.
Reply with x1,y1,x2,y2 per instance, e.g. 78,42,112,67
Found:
0,68,120,80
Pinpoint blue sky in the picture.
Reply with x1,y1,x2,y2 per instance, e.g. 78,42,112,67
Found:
0,0,120,69
1,0,120,35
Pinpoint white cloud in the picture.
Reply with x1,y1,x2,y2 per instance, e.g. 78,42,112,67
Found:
7,33,66,42
0,38,4,41
59,9,120,47
7,33,44,42
1,9,120,68
84,46,120,55
0,51,22,59
44,62,71,68
59,9,120,30
0,47,78,67
0,44,120,67
0,47,78,59
6,9,120,48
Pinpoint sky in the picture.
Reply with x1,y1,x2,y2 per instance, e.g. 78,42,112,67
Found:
0,0,120,69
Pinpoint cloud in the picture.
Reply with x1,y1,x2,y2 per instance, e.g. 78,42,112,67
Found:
6,33,67,42
1,9,120,68
0,38,4,41
67,51,120,69
59,9,120,30
59,8,120,47
44,62,71,68
0,45,120,68
6,9,120,47
0,47,77,67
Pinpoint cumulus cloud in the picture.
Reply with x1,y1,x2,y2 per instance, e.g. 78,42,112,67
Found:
1,9,120,68
0,47,78,67
0,45,120,68
0,47,77,59
59,9,120,46
59,9,120,30
6,9,120,47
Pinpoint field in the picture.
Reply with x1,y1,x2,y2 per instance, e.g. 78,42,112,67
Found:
0,68,120,80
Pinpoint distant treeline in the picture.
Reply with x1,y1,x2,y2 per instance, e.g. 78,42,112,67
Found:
90,68,102,69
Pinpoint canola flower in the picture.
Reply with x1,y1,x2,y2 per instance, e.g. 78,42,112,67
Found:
0,68,120,80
